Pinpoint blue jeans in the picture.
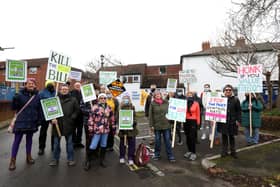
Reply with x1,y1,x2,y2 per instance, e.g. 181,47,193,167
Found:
90,133,108,150
244,127,259,144
154,129,175,160
53,135,74,161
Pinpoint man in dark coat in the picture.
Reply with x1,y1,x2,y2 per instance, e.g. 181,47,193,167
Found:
70,82,84,148
217,84,241,158
144,84,156,117
49,84,80,167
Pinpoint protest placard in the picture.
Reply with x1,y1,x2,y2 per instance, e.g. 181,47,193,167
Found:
205,96,228,123
179,70,197,84
69,70,82,81
99,71,117,85
5,60,27,82
166,78,177,92
40,97,64,121
237,64,263,93
119,110,134,130
46,50,72,83
166,98,187,122
81,84,96,102
107,79,126,97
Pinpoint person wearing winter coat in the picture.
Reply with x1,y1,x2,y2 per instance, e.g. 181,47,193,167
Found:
241,93,263,145
183,91,201,161
9,78,42,171
88,93,116,168
48,84,80,167
149,90,176,162
38,80,56,155
118,94,138,165
217,84,241,158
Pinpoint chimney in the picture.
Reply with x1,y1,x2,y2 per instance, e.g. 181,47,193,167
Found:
235,37,246,47
202,41,210,51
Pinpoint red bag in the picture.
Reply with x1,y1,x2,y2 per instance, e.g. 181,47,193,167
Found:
134,143,150,166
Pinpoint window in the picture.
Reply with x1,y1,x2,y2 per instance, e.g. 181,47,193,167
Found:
159,66,166,74
29,67,37,74
133,75,140,83
120,75,141,83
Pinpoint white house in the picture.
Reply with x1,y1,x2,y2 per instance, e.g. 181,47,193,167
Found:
180,39,280,98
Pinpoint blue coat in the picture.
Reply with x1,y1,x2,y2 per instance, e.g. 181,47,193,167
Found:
39,88,55,99
12,88,42,133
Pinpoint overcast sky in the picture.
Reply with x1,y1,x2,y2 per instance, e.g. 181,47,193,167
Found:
0,0,232,70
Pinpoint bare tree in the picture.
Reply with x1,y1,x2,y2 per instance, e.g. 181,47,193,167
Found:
209,0,280,109
85,54,123,73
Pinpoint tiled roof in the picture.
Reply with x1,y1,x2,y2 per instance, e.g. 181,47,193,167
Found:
181,42,280,58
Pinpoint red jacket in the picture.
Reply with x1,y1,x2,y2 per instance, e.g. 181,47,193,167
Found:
186,101,200,125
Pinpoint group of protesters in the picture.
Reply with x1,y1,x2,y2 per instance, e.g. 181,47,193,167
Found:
8,78,264,171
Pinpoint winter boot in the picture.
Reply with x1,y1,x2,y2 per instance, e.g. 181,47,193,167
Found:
99,147,107,168
9,158,16,171
26,154,35,164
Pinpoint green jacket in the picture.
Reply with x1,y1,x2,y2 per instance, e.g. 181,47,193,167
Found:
149,100,171,130
118,104,139,137
241,99,263,128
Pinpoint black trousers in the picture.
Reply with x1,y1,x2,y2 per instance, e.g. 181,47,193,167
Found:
176,123,182,142
73,114,83,144
39,121,53,150
184,120,197,153
106,130,115,149
221,134,236,154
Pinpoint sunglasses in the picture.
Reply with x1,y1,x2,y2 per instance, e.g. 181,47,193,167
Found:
99,97,106,100
225,89,232,91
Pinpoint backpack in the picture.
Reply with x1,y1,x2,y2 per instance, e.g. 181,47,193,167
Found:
134,143,150,166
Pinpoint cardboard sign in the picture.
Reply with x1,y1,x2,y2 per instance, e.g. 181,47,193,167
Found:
99,71,117,85
179,70,197,84
119,110,134,130
166,98,187,122
237,64,263,93
46,50,72,83
69,70,82,81
5,60,27,82
40,97,64,121
81,84,96,102
107,79,126,97
205,96,228,123
166,78,177,92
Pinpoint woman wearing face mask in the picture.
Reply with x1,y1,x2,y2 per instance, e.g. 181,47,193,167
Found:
118,94,138,165
184,91,200,161
241,93,263,146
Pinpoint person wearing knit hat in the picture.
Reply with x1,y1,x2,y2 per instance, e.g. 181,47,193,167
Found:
118,94,138,165
217,84,241,159
37,80,56,156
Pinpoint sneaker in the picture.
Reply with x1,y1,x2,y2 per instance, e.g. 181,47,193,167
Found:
189,154,197,161
67,160,76,166
169,158,176,163
177,141,183,146
206,126,210,129
184,152,192,159
200,126,203,130
152,156,160,161
128,160,134,165
201,133,206,140
49,160,58,167
38,149,44,156
119,158,125,164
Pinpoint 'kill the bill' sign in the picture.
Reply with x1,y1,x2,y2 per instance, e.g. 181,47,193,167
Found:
40,97,64,121
237,64,263,93
46,50,72,83
119,110,134,130
205,96,228,123
166,98,187,122
5,60,27,82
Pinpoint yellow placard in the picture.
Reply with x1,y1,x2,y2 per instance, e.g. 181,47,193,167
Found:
57,64,71,73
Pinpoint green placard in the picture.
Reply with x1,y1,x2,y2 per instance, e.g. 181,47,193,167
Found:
81,83,96,102
119,110,133,130
40,97,64,121
166,78,177,92
5,60,27,82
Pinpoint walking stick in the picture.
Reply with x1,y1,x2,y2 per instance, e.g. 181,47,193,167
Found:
172,120,177,148
54,83,61,137
210,121,216,149
249,93,252,137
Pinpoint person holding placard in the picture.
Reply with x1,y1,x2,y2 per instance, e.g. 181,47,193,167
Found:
149,90,176,162
9,78,42,171
241,93,263,146
183,91,201,161
217,84,241,159
88,93,116,168
38,80,56,155
49,84,80,167
118,94,138,165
